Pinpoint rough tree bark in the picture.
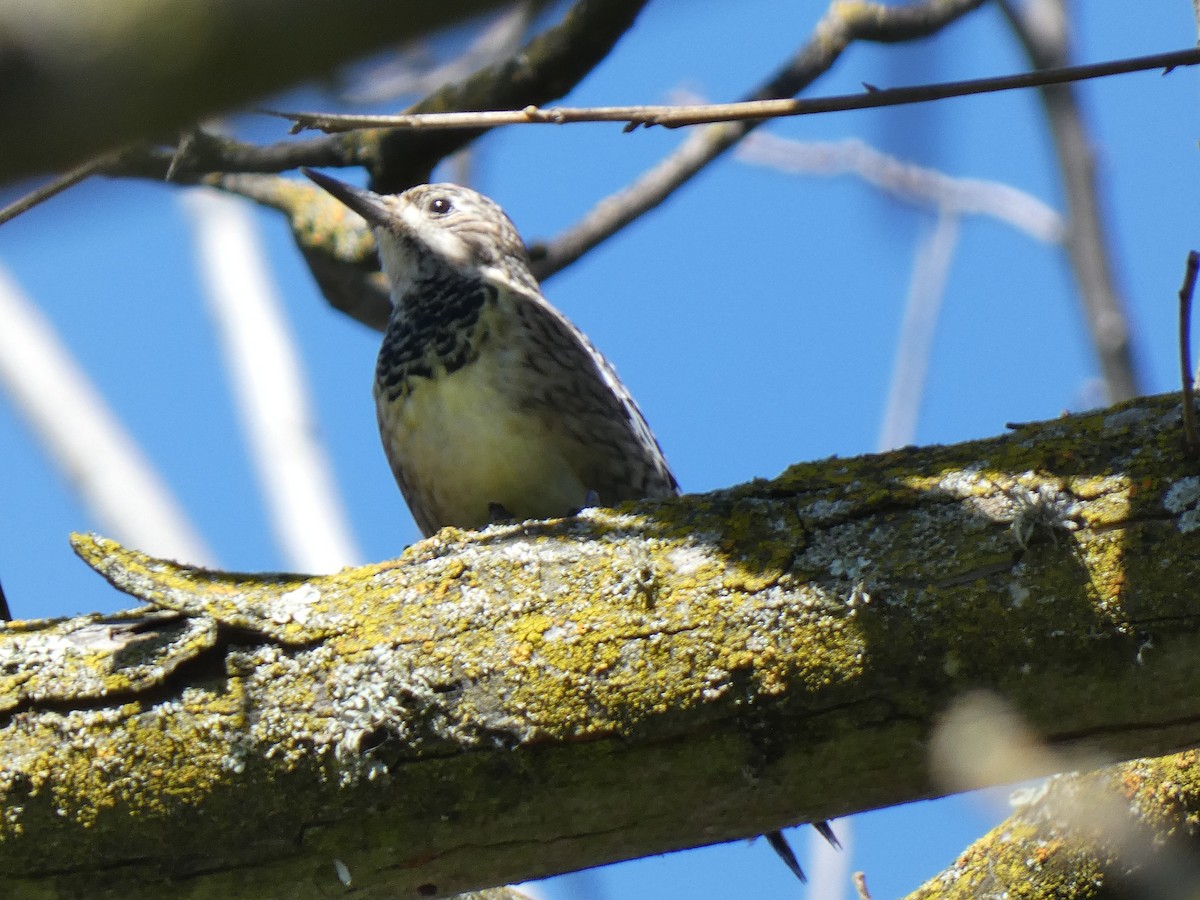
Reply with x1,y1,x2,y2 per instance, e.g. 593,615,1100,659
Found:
1,392,1199,898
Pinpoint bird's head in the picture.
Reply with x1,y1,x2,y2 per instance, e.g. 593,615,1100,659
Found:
303,168,537,298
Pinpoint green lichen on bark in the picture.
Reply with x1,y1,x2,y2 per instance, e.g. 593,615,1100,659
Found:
1,393,1199,898
909,751,1200,899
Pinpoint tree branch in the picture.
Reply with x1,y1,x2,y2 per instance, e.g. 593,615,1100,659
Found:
528,0,988,279
909,750,1200,898
999,0,1143,402
99,0,650,188
0,0,518,183
278,46,1200,134
2,392,1199,897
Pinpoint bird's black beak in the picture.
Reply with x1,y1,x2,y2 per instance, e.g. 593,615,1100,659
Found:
302,167,394,230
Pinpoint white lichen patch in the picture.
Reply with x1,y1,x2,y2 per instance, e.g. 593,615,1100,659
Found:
1164,476,1200,533
541,623,578,643
829,556,870,580
796,497,853,524
1008,581,1030,609
665,544,711,577
933,470,1099,547
270,584,321,626
846,581,870,610
1103,405,1152,431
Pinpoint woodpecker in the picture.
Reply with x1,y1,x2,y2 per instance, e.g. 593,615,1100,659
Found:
303,167,835,883
303,169,676,534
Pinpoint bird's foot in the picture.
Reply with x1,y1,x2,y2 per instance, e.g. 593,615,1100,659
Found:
487,502,516,525
567,489,601,516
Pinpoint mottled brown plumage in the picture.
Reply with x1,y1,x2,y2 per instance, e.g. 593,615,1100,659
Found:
304,170,677,535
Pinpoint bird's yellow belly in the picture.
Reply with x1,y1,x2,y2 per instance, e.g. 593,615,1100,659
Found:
376,359,587,532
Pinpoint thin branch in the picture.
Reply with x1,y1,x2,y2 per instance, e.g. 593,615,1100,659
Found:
999,0,1142,403
0,147,128,226
368,0,649,192
278,45,1200,134
1179,251,1199,453
527,0,989,280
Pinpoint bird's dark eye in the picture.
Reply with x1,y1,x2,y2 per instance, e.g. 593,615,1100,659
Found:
428,196,453,215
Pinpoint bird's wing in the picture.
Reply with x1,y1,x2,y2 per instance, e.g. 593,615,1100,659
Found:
502,285,680,502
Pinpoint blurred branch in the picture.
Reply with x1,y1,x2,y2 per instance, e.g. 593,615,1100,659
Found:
0,265,215,569
878,211,962,451
730,131,1065,449
338,1,545,105
281,45,1200,134
202,172,392,331
999,0,1143,403
734,133,1064,241
0,0,519,183
100,0,649,190
911,694,1200,898
183,191,362,572
527,0,989,279
5,391,1200,896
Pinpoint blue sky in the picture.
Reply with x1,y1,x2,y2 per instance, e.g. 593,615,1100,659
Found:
1,1,1197,897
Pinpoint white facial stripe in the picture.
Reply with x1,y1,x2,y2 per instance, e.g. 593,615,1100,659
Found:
399,202,425,233
400,200,472,268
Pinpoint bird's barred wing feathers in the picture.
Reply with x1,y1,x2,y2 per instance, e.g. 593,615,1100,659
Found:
505,285,680,503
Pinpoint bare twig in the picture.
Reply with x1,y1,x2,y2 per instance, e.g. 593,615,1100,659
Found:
854,871,873,900
527,0,989,280
999,0,1142,403
368,0,649,192
278,45,1200,134
1178,251,1199,453
0,147,127,226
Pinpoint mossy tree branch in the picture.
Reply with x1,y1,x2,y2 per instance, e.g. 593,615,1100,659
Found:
909,751,1200,899
2,393,1200,898
0,0,521,183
